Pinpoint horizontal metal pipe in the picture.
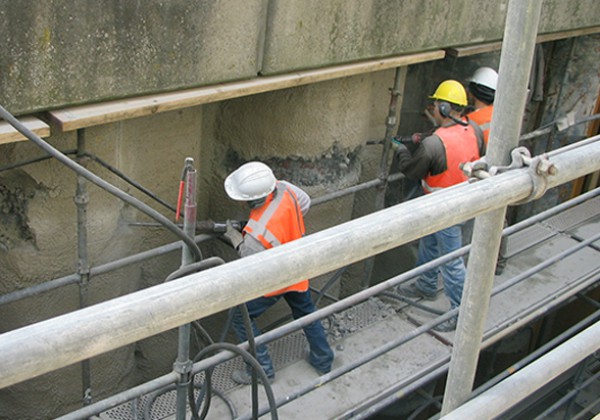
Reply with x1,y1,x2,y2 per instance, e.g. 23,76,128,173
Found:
441,321,600,420
57,372,179,420
247,234,600,418
63,223,600,420
353,307,600,419
311,178,382,206
474,309,600,397
0,234,214,306
0,138,598,389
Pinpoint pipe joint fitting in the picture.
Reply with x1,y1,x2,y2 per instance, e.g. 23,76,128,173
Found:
173,359,193,377
462,147,558,204
74,193,90,205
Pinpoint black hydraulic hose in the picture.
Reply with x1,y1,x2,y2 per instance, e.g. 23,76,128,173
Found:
189,342,279,420
190,366,213,420
194,381,237,419
142,257,226,419
0,149,77,172
0,104,202,262
164,257,225,282
240,303,260,420
83,152,177,214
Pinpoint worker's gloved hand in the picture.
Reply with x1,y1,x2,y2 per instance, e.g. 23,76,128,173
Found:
392,134,421,153
222,220,244,250
411,133,424,144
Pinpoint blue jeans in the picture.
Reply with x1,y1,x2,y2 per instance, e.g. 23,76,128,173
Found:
232,290,334,377
414,223,465,310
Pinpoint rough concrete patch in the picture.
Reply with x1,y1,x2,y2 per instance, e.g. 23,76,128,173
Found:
225,142,362,188
326,297,396,342
0,170,40,252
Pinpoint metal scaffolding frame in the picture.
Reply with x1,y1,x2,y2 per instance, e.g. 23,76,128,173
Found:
0,112,599,418
1,0,599,414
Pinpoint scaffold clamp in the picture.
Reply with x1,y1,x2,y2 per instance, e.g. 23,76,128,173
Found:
462,147,558,204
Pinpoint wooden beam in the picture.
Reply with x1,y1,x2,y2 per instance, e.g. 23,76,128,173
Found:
47,50,445,132
446,25,600,57
0,117,51,145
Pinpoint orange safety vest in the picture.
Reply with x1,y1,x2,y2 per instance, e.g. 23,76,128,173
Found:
422,121,481,194
468,105,494,145
243,182,309,297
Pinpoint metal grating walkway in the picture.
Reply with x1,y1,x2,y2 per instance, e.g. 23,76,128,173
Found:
99,196,600,419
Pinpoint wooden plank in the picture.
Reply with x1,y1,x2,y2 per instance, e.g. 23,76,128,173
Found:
536,26,600,44
446,25,600,57
48,50,446,132
445,41,503,58
0,116,51,145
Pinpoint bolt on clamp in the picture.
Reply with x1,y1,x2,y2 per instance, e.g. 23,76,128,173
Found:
461,146,558,204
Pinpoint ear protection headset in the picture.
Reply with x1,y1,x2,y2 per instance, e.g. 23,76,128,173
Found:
437,101,468,126
438,101,451,118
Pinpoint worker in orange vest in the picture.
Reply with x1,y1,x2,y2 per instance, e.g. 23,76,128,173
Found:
466,66,498,145
222,161,334,385
393,80,485,332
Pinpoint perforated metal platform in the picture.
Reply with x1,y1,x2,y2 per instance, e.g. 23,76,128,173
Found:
99,196,600,420
99,298,397,419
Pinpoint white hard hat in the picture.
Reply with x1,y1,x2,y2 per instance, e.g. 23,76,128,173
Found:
224,161,276,201
468,67,498,91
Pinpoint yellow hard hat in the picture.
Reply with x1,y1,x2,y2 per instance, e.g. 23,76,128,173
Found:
429,80,468,106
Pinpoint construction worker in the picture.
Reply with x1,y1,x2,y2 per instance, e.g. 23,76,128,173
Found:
465,66,507,275
393,80,485,332
466,66,498,145
222,161,334,385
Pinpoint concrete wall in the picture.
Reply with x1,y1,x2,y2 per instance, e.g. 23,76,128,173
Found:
0,1,599,417
2,0,599,114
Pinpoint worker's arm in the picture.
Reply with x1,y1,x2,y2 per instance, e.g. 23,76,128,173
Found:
395,134,446,181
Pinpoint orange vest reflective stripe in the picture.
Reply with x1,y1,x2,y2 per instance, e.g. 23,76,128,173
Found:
422,121,480,193
243,182,308,296
468,105,494,145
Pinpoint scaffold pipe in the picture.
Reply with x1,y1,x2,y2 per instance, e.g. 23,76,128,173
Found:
0,137,598,389
441,321,600,420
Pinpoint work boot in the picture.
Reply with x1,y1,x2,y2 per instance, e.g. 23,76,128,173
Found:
304,349,334,375
433,317,458,332
398,283,436,301
231,369,274,386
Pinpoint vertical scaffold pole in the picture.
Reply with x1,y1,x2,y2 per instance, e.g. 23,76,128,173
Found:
441,0,544,415
175,158,198,420
361,66,407,289
75,128,93,406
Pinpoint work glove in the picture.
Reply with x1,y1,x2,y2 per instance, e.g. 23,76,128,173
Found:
392,134,421,154
222,220,244,250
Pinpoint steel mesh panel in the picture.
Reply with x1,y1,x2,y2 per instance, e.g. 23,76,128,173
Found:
101,298,394,419
543,196,600,233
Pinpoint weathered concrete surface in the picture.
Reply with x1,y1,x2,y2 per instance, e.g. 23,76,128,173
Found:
517,34,600,223
2,0,600,114
0,5,598,417
0,0,268,113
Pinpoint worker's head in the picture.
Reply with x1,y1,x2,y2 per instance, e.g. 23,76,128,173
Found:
467,67,498,105
224,161,276,208
429,80,468,124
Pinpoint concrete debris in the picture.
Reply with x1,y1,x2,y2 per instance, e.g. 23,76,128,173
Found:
325,297,396,341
